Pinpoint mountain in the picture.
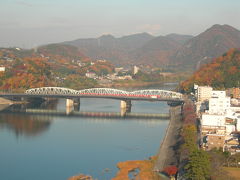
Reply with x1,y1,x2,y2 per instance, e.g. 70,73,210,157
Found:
37,44,88,60
63,33,193,66
173,24,240,69
165,33,193,45
179,48,240,93
132,36,183,66
42,24,240,71
63,33,154,65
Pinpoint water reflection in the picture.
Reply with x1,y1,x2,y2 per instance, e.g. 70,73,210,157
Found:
0,101,55,137
0,113,51,137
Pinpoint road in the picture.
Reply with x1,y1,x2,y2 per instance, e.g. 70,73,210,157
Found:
154,105,183,171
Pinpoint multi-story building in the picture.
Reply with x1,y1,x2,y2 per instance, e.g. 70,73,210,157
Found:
196,86,213,102
208,91,231,115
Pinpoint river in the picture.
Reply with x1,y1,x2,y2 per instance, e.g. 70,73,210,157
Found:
0,85,175,180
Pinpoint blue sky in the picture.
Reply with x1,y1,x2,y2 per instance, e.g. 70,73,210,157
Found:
0,0,240,48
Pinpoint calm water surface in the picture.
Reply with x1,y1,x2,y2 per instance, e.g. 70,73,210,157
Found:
0,85,174,180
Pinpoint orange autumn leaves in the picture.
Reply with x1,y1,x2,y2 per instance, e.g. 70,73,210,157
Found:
1,57,54,91
180,48,240,93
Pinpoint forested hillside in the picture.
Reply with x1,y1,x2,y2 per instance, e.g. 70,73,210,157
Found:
180,48,240,93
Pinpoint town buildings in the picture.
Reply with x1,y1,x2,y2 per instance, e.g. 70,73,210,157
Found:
195,85,240,153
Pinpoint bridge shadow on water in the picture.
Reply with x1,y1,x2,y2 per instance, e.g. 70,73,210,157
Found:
0,102,170,120
0,102,169,139
2,108,170,120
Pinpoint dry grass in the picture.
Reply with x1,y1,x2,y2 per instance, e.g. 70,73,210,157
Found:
112,156,162,180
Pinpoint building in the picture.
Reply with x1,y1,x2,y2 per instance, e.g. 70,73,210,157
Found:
133,65,139,75
115,67,124,73
201,114,225,127
233,88,240,98
226,88,240,99
208,91,231,115
96,59,107,63
196,86,213,102
205,134,225,150
117,75,132,80
0,67,5,72
85,72,97,79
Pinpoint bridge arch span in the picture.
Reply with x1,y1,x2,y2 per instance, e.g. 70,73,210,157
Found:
78,88,129,96
25,87,78,95
130,89,182,99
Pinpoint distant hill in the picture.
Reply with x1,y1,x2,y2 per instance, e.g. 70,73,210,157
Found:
165,33,193,45
179,48,240,93
62,32,193,66
38,24,240,71
63,32,155,65
132,36,183,66
173,24,240,70
37,44,88,60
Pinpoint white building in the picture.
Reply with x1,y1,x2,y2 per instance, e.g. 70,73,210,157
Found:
85,72,96,79
208,91,231,115
0,67,5,72
133,65,139,75
201,114,226,127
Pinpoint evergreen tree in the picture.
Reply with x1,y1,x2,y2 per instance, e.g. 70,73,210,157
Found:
184,149,210,180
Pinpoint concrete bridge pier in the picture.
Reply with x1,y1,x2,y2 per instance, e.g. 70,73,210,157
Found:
74,98,80,111
66,98,74,114
120,100,132,117
66,98,81,114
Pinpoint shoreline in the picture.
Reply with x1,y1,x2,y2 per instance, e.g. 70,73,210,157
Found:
0,97,13,105
105,81,179,89
110,105,183,179
0,97,28,105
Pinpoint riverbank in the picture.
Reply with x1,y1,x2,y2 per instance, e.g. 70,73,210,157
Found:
110,105,183,180
0,97,13,105
0,97,29,105
154,105,183,171
110,80,166,88
112,156,161,180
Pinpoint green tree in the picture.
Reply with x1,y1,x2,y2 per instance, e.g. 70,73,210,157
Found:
184,149,210,180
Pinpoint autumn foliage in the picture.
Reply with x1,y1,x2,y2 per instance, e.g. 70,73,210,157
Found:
163,166,178,176
180,48,240,93
0,57,54,91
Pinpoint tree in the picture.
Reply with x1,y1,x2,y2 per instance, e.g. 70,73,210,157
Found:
184,149,210,180
163,166,178,178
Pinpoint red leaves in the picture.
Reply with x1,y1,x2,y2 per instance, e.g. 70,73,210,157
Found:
163,166,178,176
183,102,196,125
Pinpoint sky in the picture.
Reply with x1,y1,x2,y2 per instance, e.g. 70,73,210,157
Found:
0,0,240,48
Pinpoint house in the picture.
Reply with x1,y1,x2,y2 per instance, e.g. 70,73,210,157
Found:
205,134,225,150
0,67,5,72
85,72,97,79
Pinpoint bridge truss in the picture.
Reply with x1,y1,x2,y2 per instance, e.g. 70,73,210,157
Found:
25,87,183,100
